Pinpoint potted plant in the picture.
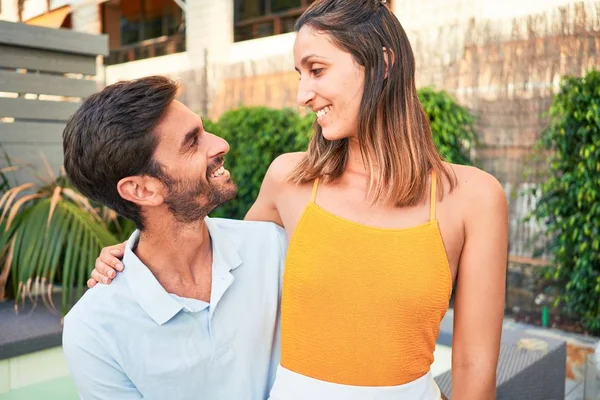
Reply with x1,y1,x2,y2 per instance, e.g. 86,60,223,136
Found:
0,160,133,314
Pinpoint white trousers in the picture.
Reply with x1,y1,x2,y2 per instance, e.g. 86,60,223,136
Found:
268,365,442,400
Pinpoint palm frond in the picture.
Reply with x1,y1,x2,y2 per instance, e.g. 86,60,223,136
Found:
0,183,34,223
0,238,15,301
39,151,56,183
47,186,62,228
62,188,102,222
1,182,119,314
5,193,44,231
0,166,18,174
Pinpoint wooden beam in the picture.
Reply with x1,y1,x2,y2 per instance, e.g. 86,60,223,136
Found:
0,98,80,122
0,20,109,56
0,143,64,186
0,122,64,144
0,44,97,75
17,0,24,22
274,17,281,35
508,256,551,267
0,70,97,98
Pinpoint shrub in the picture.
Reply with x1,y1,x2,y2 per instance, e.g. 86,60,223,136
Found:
206,107,314,219
418,87,476,165
531,70,600,334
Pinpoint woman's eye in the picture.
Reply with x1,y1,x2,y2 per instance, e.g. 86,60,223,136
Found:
311,68,323,76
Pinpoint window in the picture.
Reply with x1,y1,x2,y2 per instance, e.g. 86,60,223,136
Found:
118,2,182,46
234,0,316,42
103,0,186,65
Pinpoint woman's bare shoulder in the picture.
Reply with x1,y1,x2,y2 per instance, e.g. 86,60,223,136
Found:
446,163,507,212
265,152,307,185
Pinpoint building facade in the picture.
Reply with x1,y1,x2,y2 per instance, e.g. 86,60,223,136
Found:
2,0,595,264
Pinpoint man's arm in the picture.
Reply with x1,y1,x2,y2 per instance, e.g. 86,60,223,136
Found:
63,315,142,400
451,169,508,400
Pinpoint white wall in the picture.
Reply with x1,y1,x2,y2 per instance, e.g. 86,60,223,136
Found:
186,0,233,65
394,0,477,31
70,0,101,34
478,0,578,19
395,0,580,30
229,32,295,65
102,52,204,111
0,0,18,21
21,0,46,21
228,32,295,77
103,52,193,85
185,0,234,113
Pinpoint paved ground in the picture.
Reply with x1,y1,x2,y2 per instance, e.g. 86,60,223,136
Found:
438,309,599,399
565,378,584,400
1,305,597,399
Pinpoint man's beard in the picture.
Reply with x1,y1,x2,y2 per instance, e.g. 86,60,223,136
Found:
158,159,237,223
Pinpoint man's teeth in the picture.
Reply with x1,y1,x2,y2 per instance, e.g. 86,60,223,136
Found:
210,166,225,178
316,106,331,118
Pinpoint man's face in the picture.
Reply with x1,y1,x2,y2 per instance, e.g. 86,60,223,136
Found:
151,100,237,223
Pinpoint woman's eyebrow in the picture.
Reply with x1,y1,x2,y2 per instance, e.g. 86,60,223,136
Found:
295,54,328,71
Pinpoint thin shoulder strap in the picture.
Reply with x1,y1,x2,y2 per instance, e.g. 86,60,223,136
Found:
311,178,320,203
430,170,437,221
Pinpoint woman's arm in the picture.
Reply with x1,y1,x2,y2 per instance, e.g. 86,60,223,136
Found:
451,169,508,400
244,157,284,225
245,152,304,225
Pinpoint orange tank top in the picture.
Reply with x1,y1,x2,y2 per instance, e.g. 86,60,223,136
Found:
280,170,452,387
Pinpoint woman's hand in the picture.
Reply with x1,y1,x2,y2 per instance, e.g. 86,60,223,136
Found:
88,241,127,288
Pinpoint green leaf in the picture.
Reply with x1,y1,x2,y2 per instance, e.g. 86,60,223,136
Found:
0,175,119,314
530,69,600,333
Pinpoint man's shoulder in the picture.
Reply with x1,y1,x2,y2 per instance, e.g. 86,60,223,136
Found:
64,276,134,329
209,218,285,240
209,218,287,259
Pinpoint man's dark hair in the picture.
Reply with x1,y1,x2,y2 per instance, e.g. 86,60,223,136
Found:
63,76,178,230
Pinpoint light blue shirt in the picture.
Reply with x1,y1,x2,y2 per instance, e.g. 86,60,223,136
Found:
63,217,286,400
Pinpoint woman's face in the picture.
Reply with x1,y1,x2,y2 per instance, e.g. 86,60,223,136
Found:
294,25,365,141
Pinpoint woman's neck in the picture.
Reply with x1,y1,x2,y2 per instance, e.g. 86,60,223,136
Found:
345,138,378,177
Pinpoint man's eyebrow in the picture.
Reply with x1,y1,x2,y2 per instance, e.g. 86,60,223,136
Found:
180,126,200,151
295,54,327,71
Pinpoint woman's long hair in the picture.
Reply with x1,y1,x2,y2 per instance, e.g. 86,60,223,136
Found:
289,0,456,206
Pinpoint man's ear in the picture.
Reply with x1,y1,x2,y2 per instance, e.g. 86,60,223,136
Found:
382,47,395,79
117,176,164,207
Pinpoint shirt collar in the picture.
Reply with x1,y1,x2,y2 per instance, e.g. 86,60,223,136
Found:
122,216,243,326
205,216,242,274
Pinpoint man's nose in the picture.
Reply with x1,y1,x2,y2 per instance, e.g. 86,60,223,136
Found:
209,134,230,157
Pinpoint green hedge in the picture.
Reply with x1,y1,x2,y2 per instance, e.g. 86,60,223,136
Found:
418,87,476,165
206,107,314,219
531,70,600,334
207,89,475,220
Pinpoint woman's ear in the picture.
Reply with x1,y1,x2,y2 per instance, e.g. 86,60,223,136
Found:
117,176,164,207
